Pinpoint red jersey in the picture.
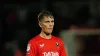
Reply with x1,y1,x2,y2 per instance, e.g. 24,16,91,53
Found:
26,35,67,56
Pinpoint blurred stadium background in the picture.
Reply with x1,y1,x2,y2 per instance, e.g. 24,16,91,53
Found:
0,0,100,56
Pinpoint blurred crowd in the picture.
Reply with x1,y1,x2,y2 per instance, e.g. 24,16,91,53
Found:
0,0,100,56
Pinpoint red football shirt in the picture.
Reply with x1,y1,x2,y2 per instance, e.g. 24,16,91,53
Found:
26,35,67,56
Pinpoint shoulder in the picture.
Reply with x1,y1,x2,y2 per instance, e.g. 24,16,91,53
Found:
52,36,65,47
52,36,64,43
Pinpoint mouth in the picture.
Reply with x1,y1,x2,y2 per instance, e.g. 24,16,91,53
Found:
48,28,53,29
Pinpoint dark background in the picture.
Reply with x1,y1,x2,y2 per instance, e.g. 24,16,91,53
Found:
0,0,100,56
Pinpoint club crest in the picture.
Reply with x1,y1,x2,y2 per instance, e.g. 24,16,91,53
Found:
56,41,59,47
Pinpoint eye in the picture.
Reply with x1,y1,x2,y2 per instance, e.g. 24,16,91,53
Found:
51,21,54,22
45,21,49,23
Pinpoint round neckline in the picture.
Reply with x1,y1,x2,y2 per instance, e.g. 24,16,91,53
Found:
38,34,53,40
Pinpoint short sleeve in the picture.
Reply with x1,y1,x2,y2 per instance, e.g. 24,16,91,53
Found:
26,41,37,56
59,39,68,56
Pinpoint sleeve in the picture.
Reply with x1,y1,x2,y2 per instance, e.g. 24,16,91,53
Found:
59,39,68,56
26,41,37,56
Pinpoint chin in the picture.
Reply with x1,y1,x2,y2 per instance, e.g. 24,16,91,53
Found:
46,31,52,34
48,31,52,33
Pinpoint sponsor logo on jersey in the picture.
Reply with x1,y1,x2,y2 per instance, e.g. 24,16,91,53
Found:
43,52,59,56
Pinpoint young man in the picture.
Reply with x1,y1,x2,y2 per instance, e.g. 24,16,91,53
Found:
26,10,67,56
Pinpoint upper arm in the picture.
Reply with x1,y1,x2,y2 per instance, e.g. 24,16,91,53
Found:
26,41,38,56
59,39,68,56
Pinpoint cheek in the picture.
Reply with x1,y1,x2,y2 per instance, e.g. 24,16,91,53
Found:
53,23,54,26
41,23,48,29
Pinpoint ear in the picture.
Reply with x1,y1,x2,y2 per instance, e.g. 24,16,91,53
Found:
39,22,42,27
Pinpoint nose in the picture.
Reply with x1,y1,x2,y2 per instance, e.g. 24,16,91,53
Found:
49,22,54,27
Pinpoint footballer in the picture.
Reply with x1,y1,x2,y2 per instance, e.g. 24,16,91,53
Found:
26,10,68,56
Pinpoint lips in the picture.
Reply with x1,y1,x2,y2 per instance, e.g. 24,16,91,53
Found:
48,28,53,29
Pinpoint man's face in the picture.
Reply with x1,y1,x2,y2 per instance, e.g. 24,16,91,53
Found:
39,16,54,34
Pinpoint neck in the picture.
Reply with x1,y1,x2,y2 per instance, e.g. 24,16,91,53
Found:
40,31,52,39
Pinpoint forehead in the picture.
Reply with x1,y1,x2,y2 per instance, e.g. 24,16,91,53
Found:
42,16,54,21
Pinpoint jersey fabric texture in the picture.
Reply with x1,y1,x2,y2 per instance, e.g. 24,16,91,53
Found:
26,35,67,56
